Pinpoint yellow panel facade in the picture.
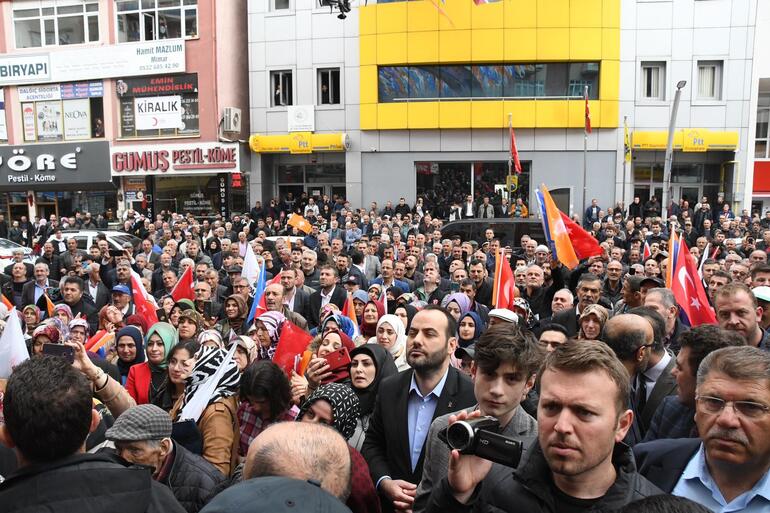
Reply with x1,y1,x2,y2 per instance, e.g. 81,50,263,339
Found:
537,28,570,60
505,100,537,128
378,103,408,129
504,28,537,61
537,0,569,27
439,102,471,128
438,30,471,62
361,0,622,130
408,102,439,129
407,31,439,63
471,101,504,128
471,29,504,62
536,101,569,127
568,100,601,128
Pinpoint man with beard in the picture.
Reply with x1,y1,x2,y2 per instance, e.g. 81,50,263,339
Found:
425,342,661,512
635,346,770,512
362,306,475,513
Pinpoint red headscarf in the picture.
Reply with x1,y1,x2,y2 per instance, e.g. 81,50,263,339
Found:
320,329,356,385
360,300,385,339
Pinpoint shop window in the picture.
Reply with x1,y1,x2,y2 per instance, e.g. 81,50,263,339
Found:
697,60,723,101
272,0,291,10
378,62,599,102
756,95,770,159
20,82,105,143
318,68,341,105
14,1,99,48
116,0,197,43
117,73,199,139
640,62,666,101
271,70,293,107
0,89,7,143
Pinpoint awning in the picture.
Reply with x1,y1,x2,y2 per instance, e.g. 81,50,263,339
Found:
631,129,739,152
753,161,770,194
249,132,350,154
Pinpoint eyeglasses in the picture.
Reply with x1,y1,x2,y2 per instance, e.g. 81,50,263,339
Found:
696,395,770,419
233,284,247,290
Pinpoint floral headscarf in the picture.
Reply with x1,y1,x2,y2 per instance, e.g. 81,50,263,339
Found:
255,311,286,360
198,329,225,349
234,335,258,364
321,313,359,340
297,383,360,441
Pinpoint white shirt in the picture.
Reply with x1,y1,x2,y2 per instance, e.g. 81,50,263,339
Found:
640,350,672,401
320,287,334,308
284,287,296,311
88,280,100,302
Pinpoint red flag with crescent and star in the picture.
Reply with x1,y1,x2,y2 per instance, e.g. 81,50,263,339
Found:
672,238,716,327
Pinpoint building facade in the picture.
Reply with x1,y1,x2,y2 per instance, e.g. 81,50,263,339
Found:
0,0,250,222
748,0,770,212
248,0,760,218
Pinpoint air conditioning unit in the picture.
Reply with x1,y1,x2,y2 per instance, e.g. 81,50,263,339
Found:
223,107,242,133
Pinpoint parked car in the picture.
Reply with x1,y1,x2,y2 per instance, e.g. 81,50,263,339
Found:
440,219,545,249
0,238,36,265
47,230,142,252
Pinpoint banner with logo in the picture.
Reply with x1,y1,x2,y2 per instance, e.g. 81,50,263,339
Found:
63,99,91,140
35,101,63,142
134,95,183,130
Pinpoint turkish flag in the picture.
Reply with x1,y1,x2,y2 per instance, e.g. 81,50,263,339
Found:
510,126,522,174
559,212,603,260
171,266,195,302
492,248,518,310
672,239,716,326
272,321,314,376
131,274,159,326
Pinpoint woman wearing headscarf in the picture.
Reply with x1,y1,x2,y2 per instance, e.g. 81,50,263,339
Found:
125,322,178,405
53,303,73,325
441,292,471,322
233,335,258,372
347,344,398,451
125,313,149,336
393,303,417,331
21,305,41,336
359,300,385,339
253,311,286,360
577,304,609,341
198,329,225,350
457,311,484,349
368,314,410,372
297,384,381,513
216,294,248,340
320,313,359,341
169,345,241,476
115,325,145,386
305,329,356,387
98,305,124,333
28,323,60,356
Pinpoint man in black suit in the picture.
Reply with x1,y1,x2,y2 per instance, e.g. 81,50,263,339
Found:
21,262,58,310
57,276,98,334
308,263,347,329
634,346,770,508
35,242,61,281
280,268,310,322
551,273,602,337
362,306,476,513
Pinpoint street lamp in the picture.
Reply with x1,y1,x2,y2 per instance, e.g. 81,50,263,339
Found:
662,80,687,219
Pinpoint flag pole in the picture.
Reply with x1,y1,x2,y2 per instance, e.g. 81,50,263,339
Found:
582,85,588,220
622,115,628,212
507,112,513,206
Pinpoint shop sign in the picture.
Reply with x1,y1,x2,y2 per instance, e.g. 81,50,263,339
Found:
19,82,104,102
21,104,36,141
218,174,228,218
0,40,185,86
134,95,183,130
122,176,147,202
0,141,112,191
111,142,240,176
249,133,350,154
288,105,315,132
117,74,197,98
63,99,91,140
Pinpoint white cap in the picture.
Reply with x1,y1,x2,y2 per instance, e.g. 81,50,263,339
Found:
753,286,770,303
488,309,519,324
535,245,550,253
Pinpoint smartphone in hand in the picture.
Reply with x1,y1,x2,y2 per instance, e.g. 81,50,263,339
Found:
324,348,351,371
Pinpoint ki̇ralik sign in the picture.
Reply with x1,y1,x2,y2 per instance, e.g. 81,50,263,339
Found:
0,141,112,191
110,142,240,176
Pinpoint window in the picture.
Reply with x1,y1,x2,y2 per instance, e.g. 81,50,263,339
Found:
117,74,199,138
756,95,770,159
20,82,105,143
116,0,197,43
377,62,600,102
272,0,290,10
318,68,341,105
697,60,723,100
640,62,665,101
271,71,293,107
13,1,99,48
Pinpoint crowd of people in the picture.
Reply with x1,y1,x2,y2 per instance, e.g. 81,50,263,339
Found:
0,191,768,513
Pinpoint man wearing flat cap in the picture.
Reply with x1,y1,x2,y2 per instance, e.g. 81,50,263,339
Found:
107,404,226,513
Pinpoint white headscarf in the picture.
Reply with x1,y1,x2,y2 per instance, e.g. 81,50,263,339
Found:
369,314,407,359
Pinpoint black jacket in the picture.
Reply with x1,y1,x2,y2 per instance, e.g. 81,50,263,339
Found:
362,366,476,512
62,295,99,334
633,438,701,492
0,452,186,513
308,285,347,329
426,441,662,513
161,442,226,513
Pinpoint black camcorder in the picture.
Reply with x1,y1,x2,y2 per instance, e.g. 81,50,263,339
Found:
438,416,523,468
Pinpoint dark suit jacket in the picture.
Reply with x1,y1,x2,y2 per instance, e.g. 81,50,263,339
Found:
551,307,579,337
633,438,701,492
308,285,347,329
361,367,476,511
638,353,678,434
289,287,311,322
21,279,59,309
4,262,34,280
86,281,111,311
